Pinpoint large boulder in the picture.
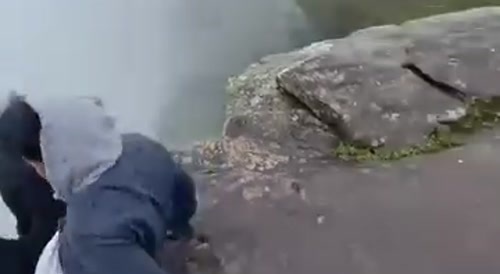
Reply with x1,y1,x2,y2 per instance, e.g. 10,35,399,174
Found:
275,7,500,150
182,7,500,274
180,8,500,174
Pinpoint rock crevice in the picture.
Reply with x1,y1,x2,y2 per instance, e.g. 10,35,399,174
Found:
401,62,468,103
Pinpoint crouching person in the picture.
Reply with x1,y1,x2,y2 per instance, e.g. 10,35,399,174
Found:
0,95,197,274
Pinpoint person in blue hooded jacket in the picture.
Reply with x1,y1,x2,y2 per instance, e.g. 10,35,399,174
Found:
0,94,197,274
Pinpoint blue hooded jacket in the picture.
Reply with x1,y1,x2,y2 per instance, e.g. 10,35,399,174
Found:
26,96,197,274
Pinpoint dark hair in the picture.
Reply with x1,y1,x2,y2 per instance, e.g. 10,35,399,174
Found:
0,97,42,161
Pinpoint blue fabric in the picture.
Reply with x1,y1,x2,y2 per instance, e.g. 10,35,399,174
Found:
58,133,197,274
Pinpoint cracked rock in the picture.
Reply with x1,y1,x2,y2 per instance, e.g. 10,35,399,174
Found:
277,40,463,149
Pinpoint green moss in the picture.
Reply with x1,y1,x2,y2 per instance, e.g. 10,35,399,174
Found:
449,97,500,133
334,97,500,162
334,131,462,162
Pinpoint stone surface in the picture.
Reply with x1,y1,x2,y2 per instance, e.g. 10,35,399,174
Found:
277,48,462,149
404,8,500,99
174,42,342,173
275,8,500,149
177,7,500,274
272,7,500,150
195,128,500,274
224,44,342,165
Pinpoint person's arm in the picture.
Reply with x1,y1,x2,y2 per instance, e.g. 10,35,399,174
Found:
0,214,60,272
0,186,64,273
169,167,197,240
61,188,169,274
67,235,167,274
1,186,31,236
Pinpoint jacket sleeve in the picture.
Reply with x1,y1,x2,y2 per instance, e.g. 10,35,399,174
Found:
61,187,169,274
0,216,60,274
66,235,167,274
0,183,64,273
169,167,197,239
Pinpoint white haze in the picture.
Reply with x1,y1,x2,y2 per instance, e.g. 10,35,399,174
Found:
0,0,314,237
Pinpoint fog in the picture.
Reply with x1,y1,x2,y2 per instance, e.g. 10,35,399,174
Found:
0,0,315,237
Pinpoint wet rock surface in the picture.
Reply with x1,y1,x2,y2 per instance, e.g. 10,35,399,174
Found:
174,7,500,274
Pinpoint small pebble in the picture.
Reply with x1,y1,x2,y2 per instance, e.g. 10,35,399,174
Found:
458,159,464,164
360,168,371,174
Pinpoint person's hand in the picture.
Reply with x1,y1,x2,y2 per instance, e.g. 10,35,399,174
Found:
156,233,223,274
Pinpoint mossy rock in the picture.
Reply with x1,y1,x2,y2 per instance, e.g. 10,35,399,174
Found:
334,97,500,162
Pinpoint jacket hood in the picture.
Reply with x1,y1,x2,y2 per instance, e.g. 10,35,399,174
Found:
26,95,123,201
